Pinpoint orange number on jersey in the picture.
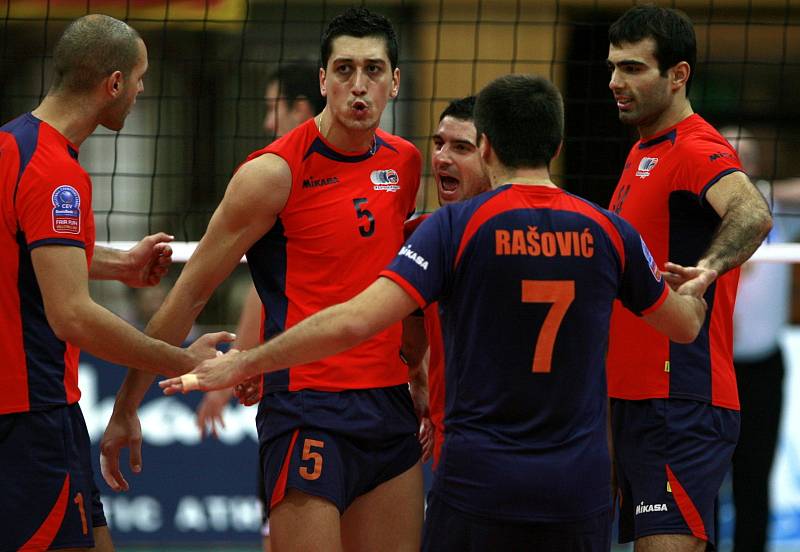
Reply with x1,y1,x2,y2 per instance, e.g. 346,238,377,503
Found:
299,438,325,481
73,492,88,535
521,280,575,373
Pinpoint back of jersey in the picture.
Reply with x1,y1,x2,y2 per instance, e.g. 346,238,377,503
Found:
383,184,666,522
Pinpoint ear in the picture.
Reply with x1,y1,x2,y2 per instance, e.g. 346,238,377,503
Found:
478,132,492,163
390,67,400,99
553,141,564,161
319,67,327,97
106,70,124,98
670,61,691,92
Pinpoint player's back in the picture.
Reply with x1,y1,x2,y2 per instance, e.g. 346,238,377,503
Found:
386,184,666,522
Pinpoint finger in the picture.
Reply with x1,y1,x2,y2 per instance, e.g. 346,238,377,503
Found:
181,373,200,393
129,437,143,474
147,232,175,245
100,445,128,492
159,377,183,390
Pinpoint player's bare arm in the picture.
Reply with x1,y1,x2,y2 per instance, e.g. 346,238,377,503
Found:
32,245,232,377
101,153,291,491
90,232,174,287
641,269,715,343
160,277,420,395
699,171,772,275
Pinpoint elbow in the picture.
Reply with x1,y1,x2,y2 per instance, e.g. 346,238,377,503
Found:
46,306,84,345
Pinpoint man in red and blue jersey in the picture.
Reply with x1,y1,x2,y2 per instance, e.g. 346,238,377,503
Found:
163,74,715,551
102,7,425,550
606,6,773,551
404,95,491,468
0,14,229,551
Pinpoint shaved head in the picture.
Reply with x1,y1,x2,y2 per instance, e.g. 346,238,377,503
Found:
51,14,141,93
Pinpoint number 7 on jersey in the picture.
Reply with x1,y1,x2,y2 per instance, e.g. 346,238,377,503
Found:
522,280,575,373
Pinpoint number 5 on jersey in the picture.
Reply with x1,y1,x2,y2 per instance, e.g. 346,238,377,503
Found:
522,280,575,373
353,198,375,237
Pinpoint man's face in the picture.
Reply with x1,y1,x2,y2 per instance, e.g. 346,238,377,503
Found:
432,116,491,205
102,38,148,131
321,35,399,133
607,38,672,131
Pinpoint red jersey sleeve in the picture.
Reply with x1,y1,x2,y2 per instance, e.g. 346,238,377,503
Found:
675,128,743,203
17,161,92,249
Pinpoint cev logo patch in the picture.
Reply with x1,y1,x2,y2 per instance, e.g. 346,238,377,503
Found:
371,169,400,192
52,185,81,234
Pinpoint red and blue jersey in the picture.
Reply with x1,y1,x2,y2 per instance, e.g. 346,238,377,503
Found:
382,184,667,522
607,114,742,409
245,118,421,393
405,215,445,469
0,113,95,414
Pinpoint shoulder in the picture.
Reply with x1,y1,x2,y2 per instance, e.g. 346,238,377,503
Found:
377,129,421,161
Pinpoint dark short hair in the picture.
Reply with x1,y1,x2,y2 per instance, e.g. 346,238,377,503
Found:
439,95,476,122
320,7,398,70
51,14,142,93
609,5,696,93
267,63,325,115
474,74,563,170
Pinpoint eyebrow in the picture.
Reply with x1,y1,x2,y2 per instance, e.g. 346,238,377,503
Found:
332,57,387,65
431,135,476,147
607,58,647,67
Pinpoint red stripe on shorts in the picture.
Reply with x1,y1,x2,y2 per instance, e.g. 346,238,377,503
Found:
270,429,300,509
666,464,708,541
19,473,70,551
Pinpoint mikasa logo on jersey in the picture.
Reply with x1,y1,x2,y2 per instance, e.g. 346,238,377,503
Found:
635,501,668,515
399,244,429,270
371,169,400,192
635,157,658,178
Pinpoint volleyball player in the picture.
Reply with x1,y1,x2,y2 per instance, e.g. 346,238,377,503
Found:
605,6,773,551
102,7,425,551
0,15,231,551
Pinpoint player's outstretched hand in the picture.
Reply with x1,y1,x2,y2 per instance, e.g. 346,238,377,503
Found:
160,348,245,395
234,376,263,406
196,388,234,439
122,232,174,288
100,409,142,492
181,331,237,376
663,262,718,298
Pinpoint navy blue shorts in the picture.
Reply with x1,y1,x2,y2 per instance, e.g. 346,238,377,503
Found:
0,403,106,551
422,491,612,551
258,384,421,514
611,398,739,547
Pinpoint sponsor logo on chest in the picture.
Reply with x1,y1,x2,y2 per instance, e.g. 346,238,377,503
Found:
371,169,400,192
635,157,659,179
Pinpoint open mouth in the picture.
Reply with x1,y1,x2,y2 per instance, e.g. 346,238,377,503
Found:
352,100,369,113
438,175,459,191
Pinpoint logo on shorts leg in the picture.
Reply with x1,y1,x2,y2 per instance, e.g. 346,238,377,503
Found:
635,501,668,515
52,185,81,234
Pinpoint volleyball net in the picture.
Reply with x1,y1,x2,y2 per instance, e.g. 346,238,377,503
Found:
2,0,799,263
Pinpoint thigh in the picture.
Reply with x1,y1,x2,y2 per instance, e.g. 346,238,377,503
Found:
341,461,423,552
0,405,101,551
612,399,738,549
269,488,341,552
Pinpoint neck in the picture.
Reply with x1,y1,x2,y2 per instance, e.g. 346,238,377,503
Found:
493,166,556,189
31,93,98,147
638,97,694,140
316,109,377,152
